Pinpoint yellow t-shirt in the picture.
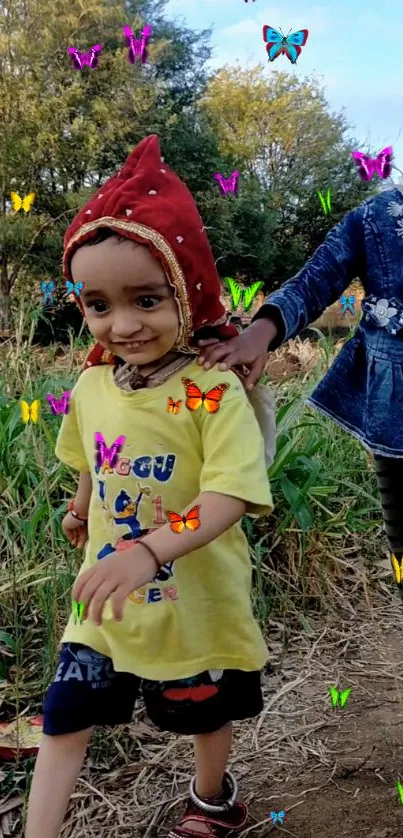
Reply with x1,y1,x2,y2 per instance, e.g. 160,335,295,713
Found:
56,358,273,680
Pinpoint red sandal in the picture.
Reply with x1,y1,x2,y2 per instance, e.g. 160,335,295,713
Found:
168,771,248,838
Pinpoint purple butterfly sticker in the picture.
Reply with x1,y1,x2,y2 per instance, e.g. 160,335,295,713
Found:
122,24,152,64
94,432,126,473
351,146,393,182
212,171,240,196
67,44,102,71
46,391,71,415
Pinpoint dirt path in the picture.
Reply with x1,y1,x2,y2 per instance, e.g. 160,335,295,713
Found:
235,603,403,838
59,602,403,837
4,599,403,837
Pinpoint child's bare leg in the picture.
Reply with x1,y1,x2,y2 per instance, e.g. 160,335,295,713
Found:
179,722,232,834
193,722,232,797
25,726,94,838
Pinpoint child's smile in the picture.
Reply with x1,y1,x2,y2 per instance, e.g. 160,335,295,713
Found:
71,236,180,367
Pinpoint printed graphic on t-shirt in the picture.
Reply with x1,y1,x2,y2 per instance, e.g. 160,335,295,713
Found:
94,452,179,607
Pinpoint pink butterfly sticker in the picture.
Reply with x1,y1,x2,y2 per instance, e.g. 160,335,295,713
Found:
212,171,240,196
122,24,152,64
94,432,126,472
351,146,393,182
67,44,102,71
46,391,71,415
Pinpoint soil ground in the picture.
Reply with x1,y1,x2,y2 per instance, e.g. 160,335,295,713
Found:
3,596,403,838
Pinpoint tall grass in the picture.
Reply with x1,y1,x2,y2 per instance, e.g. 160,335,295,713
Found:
0,312,383,735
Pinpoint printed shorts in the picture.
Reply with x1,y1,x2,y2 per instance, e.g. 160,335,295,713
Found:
43,643,264,736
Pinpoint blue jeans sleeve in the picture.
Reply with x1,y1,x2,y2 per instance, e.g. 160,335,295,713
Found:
253,207,364,348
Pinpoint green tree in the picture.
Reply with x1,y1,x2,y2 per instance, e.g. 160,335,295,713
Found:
0,0,215,331
199,64,378,289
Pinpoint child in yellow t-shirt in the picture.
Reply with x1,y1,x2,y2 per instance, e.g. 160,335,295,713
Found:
26,135,274,838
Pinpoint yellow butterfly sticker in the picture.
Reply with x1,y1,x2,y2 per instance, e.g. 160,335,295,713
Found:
10,192,36,213
20,399,40,424
391,553,403,585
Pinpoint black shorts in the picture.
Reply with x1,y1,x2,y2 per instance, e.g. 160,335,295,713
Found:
43,643,263,737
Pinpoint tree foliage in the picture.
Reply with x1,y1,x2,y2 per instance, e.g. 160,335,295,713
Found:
0,0,379,337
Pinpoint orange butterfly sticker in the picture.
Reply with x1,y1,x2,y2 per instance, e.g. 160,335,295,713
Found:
181,378,230,414
167,397,182,414
167,505,201,534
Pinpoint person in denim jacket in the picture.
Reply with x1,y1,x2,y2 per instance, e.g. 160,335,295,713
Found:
197,187,403,592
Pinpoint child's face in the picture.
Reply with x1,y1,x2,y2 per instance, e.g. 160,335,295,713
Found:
72,238,180,365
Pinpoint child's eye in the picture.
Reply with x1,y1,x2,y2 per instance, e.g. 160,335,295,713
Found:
87,300,109,314
137,296,162,309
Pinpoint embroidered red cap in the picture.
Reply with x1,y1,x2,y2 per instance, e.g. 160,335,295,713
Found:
63,134,237,368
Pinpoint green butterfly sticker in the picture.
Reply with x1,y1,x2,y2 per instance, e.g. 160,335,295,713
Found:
72,599,85,625
329,685,352,709
225,277,264,313
396,780,403,806
318,188,332,215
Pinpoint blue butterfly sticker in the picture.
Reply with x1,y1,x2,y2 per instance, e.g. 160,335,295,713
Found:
269,810,285,825
262,26,309,64
65,280,84,297
339,295,356,316
41,280,55,305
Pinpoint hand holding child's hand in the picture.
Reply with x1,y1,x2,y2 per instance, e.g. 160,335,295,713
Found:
62,512,88,549
71,546,158,625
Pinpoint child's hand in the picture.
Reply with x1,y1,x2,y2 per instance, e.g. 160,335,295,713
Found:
72,546,157,624
197,318,278,389
62,512,88,549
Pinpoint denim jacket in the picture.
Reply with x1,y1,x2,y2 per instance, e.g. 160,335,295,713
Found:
254,188,403,457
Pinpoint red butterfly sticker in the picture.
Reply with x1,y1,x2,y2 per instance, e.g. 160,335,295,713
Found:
167,505,201,534
167,397,182,414
181,378,230,414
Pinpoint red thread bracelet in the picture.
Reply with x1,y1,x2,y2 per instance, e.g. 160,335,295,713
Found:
134,540,161,573
67,500,88,522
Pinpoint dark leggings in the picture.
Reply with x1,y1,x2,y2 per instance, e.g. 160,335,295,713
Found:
374,456,403,564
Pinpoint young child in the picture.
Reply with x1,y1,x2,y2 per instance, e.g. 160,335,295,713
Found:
197,186,403,592
25,135,274,838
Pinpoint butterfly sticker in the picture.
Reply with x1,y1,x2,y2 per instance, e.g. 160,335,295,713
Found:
20,400,40,424
212,171,239,196
318,189,332,215
46,391,71,415
263,26,309,64
123,24,152,64
10,192,35,213
339,295,355,316
269,811,285,825
181,379,230,414
351,146,393,181
225,278,264,313
396,780,403,806
391,553,403,586
167,505,201,534
167,397,182,414
65,280,84,298
94,432,126,473
329,685,352,709
67,44,102,71
41,280,55,305
72,600,85,625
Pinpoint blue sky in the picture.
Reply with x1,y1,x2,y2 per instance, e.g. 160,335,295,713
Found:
166,0,403,177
